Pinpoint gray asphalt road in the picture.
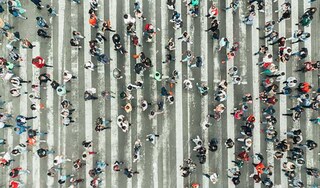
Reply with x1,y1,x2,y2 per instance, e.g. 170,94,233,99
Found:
0,0,319,188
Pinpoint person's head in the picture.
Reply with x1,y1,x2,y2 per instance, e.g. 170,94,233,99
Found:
53,159,57,164
46,4,50,8
9,172,13,177
30,104,36,111
47,172,52,176
123,14,128,19
11,149,19,155
183,31,188,36
13,127,19,131
36,17,40,21
311,142,318,148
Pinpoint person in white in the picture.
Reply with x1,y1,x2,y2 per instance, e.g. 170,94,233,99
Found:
183,79,193,90
283,77,298,87
84,61,95,71
54,155,72,165
192,135,203,151
123,14,136,25
140,99,149,111
63,70,76,83
148,110,164,119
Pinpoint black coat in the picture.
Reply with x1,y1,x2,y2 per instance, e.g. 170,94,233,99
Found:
31,0,42,5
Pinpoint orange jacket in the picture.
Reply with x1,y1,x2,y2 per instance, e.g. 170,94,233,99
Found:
89,15,97,26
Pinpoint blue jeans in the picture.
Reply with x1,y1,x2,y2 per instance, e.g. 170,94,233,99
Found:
103,120,111,126
49,9,58,16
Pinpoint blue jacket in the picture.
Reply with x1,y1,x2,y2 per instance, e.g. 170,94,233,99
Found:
15,124,30,135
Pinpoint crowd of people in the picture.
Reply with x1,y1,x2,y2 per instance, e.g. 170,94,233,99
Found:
176,0,320,188
0,0,319,187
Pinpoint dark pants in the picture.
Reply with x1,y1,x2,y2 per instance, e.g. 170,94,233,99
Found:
25,116,37,120
203,173,210,179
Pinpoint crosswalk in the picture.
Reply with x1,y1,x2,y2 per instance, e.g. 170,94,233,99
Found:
0,0,320,187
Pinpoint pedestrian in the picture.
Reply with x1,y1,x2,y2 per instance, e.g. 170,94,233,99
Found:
32,56,53,68
63,70,77,82
217,37,229,51
299,140,318,150
177,31,193,44
46,4,58,16
53,155,72,165
124,168,139,178
113,161,124,171
37,148,55,158
146,133,160,144
101,19,115,32
36,17,49,29
9,167,30,178
203,172,219,184
37,29,51,38
58,174,74,184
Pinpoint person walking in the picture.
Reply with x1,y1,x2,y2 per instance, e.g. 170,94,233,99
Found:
9,167,30,178
203,172,219,184
32,56,53,68
146,133,160,145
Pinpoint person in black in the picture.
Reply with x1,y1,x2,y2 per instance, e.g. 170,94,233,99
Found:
299,140,318,150
205,19,220,33
37,148,55,158
82,140,92,149
278,9,291,23
124,168,139,178
84,91,98,101
37,29,51,38
208,139,218,152
225,138,235,148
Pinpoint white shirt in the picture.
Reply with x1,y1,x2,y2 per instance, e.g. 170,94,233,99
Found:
63,71,73,82
124,14,136,25
285,77,297,87
140,100,148,111
210,173,218,184
85,61,95,71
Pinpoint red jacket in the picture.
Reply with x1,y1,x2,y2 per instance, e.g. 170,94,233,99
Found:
255,163,265,175
10,180,20,188
32,56,45,69
299,82,311,93
10,167,22,178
